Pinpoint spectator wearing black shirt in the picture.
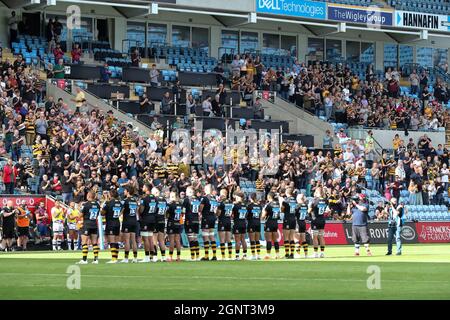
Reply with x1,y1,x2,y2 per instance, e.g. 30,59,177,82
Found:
53,17,63,42
61,170,75,204
216,83,227,105
131,49,140,67
211,94,223,117
139,93,152,113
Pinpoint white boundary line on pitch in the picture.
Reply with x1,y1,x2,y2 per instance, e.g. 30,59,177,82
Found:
0,273,449,284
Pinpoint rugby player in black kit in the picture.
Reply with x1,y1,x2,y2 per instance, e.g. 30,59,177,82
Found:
120,186,139,263
184,186,201,261
295,193,309,258
138,184,158,263
77,191,101,264
261,192,281,259
101,189,122,263
166,191,184,262
281,187,297,259
232,191,247,260
154,188,168,262
199,184,218,261
309,189,327,258
247,193,262,260
216,189,233,260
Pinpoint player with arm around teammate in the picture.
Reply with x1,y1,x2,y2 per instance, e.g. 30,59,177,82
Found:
281,187,297,259
231,191,248,260
120,186,139,263
247,193,262,260
76,191,101,264
138,184,158,263
309,189,327,258
184,186,201,261
216,189,233,261
154,188,168,262
101,189,123,263
261,192,281,260
166,191,184,262
199,184,218,261
295,193,309,258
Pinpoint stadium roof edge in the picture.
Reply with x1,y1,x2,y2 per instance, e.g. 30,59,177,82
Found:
50,0,450,38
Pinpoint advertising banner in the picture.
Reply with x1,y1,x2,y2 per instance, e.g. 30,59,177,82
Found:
395,11,449,31
327,4,393,26
0,195,46,215
306,222,347,245
343,222,418,244
417,222,450,243
256,0,326,20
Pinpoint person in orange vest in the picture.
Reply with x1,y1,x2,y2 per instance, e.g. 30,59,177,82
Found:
16,200,31,251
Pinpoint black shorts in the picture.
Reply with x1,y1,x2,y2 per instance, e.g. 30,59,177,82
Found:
201,215,216,230
311,219,326,230
283,219,296,231
264,221,278,233
121,224,137,233
233,223,247,235
155,222,166,233
218,220,231,232
82,225,98,236
2,225,15,239
247,222,261,233
184,221,199,234
105,225,120,236
297,220,307,233
167,223,181,235
140,221,156,233
18,226,29,237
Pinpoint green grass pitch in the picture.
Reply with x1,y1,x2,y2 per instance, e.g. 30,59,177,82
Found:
1,244,450,300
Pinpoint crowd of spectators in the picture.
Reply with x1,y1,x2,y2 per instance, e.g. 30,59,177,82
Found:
222,54,450,132
2,39,450,225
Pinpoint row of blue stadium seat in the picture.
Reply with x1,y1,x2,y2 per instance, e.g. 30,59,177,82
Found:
408,211,450,221
105,57,131,67
161,70,177,82
391,0,450,14
108,66,123,78
178,64,215,73
325,0,375,6
168,56,217,66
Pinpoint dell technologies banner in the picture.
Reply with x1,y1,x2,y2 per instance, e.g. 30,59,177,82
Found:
256,0,326,20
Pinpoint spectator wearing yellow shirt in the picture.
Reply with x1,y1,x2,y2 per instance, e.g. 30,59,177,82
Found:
424,103,433,119
392,134,401,150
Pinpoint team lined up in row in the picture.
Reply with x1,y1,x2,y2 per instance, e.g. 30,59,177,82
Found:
70,184,328,264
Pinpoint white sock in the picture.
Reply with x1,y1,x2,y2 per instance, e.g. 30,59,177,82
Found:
364,244,370,252
56,239,61,249
52,239,57,250
355,244,360,253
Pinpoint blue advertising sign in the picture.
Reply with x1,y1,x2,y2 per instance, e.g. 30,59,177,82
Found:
256,0,326,20
327,4,393,26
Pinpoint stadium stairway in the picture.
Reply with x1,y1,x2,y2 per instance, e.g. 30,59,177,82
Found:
258,93,333,148
46,80,154,138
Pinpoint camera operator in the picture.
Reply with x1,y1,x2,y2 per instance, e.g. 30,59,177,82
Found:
386,198,404,256
347,193,372,256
